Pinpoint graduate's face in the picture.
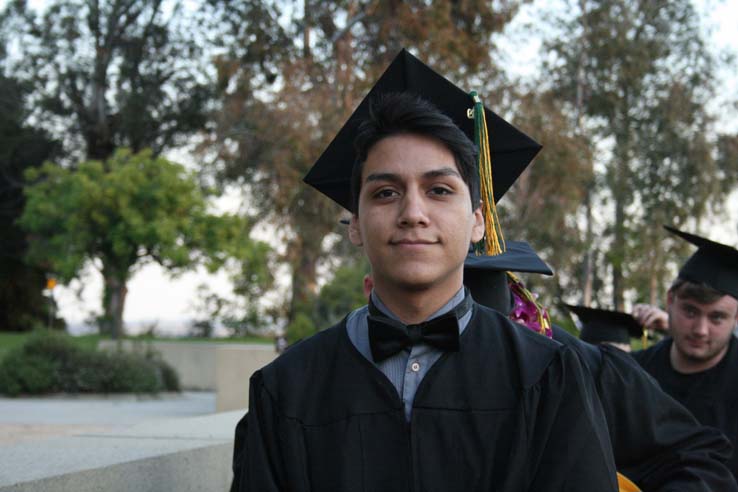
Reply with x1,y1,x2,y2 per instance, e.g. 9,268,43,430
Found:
349,133,484,294
667,291,738,370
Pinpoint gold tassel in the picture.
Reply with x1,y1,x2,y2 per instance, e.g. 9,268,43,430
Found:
642,328,649,350
469,91,505,256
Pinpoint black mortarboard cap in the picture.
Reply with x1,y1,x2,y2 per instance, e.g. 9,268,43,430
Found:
303,48,542,212
665,225,738,300
463,241,553,275
463,241,550,315
564,304,643,345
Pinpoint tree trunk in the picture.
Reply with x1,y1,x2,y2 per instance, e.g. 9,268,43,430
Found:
581,188,594,306
286,237,319,336
611,136,629,311
101,266,128,339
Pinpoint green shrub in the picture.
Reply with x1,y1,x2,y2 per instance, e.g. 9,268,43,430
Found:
0,349,58,396
103,351,161,393
0,332,180,396
148,353,180,391
286,312,317,344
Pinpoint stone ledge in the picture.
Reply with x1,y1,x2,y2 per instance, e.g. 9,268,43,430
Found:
0,410,244,492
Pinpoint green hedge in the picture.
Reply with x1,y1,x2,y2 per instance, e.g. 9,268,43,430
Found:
0,332,180,396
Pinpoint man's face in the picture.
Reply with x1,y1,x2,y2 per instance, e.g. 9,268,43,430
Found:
349,133,484,295
667,290,738,369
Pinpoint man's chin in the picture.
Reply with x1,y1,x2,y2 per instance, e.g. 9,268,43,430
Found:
680,345,719,363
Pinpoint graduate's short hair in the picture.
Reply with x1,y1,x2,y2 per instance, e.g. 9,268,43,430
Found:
669,278,730,305
350,92,480,213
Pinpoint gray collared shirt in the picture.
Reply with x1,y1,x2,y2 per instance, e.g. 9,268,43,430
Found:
346,287,473,421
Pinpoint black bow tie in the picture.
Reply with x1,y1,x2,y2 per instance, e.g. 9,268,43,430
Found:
367,292,473,363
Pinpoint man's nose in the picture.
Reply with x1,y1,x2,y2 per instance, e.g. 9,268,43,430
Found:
397,189,429,227
693,316,710,336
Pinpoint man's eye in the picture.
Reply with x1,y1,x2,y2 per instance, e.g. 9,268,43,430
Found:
429,186,452,196
683,307,697,317
374,189,398,199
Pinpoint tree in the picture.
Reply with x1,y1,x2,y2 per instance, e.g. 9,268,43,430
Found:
4,0,212,161
545,0,738,308
501,88,594,308
312,256,370,329
0,73,61,331
203,0,526,337
0,11,63,331
19,148,268,338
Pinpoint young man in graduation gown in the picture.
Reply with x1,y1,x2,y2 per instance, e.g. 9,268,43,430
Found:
231,49,618,492
464,244,737,491
632,226,738,479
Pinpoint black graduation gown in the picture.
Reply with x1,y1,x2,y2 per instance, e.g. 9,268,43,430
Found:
634,337,738,481
233,305,618,492
551,326,736,491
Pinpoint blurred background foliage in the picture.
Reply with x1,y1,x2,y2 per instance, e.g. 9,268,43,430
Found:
1,0,736,342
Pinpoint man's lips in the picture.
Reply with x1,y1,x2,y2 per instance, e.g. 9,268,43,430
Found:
685,338,707,348
390,239,437,246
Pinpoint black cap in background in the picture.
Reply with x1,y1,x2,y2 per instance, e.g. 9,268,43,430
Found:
564,304,643,346
665,225,738,300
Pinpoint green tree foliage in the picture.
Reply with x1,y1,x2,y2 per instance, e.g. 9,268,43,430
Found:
545,0,738,308
0,67,61,330
202,0,526,338
312,257,370,329
502,89,594,305
19,148,268,338
3,0,212,161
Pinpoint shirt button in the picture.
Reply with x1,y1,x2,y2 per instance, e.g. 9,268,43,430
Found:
410,361,421,372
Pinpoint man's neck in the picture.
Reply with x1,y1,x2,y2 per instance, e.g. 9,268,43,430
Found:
669,340,730,374
372,280,463,325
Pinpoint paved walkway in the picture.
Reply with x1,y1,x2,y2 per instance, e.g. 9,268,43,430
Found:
0,391,216,445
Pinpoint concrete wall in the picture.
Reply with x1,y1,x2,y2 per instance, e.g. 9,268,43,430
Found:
0,411,242,492
215,345,277,412
99,340,276,392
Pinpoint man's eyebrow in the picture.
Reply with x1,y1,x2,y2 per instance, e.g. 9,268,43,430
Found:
364,172,401,184
423,167,462,179
364,167,462,183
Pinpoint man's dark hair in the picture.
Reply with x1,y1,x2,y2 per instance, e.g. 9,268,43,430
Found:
350,92,480,213
669,277,728,304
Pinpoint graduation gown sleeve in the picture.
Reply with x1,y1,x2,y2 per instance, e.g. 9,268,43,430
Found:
551,325,736,491
523,345,618,491
232,371,283,491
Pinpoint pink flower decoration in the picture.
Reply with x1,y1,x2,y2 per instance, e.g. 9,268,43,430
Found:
508,276,553,338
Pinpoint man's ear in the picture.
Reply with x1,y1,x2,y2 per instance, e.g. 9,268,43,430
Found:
666,289,674,308
470,205,485,243
348,215,363,246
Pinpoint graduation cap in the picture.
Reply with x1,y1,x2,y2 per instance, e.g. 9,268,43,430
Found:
564,304,643,346
665,225,738,300
304,48,542,254
463,241,554,276
464,242,554,337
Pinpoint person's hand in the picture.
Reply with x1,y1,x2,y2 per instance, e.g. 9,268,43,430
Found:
632,304,669,332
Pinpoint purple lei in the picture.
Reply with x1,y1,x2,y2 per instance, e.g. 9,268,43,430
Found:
507,275,553,338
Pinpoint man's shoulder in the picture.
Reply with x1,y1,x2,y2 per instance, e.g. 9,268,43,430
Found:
471,304,569,388
477,305,563,352
632,338,670,366
263,321,347,376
